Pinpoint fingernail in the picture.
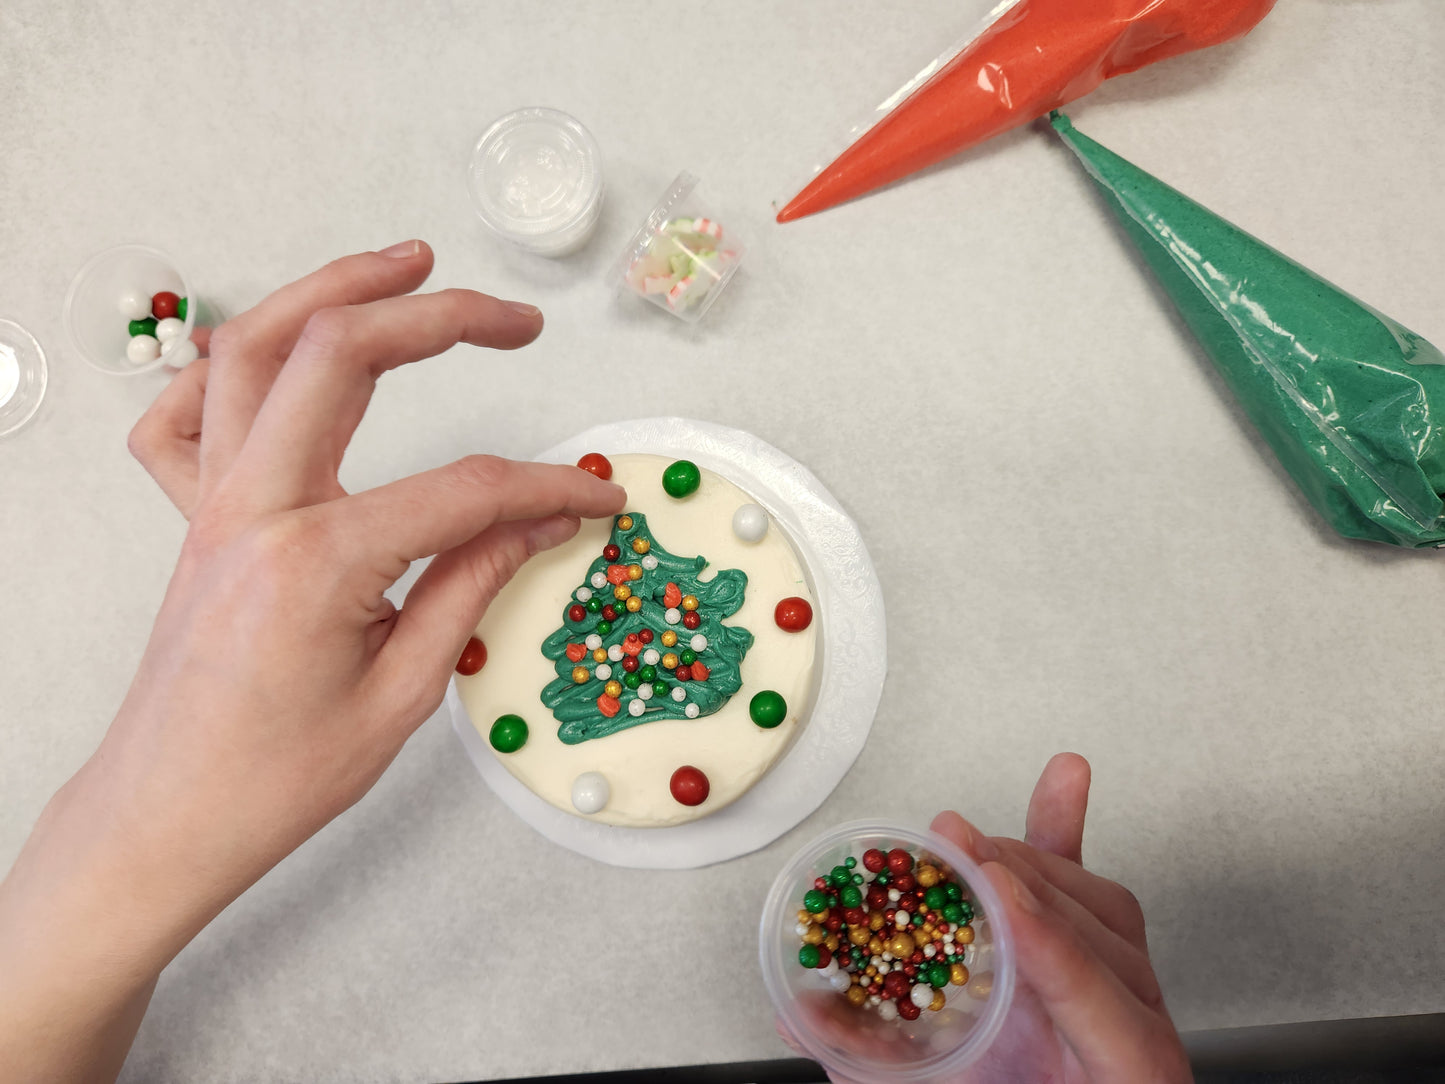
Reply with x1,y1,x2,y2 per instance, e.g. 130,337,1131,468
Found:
973,832,999,863
528,516,578,555
380,239,420,258
502,300,540,317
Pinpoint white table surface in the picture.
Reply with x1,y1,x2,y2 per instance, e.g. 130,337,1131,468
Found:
3,2,1444,1080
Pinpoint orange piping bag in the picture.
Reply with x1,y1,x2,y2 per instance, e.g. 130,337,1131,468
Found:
777,0,1276,223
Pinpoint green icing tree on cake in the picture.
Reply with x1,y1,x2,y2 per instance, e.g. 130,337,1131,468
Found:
540,512,753,744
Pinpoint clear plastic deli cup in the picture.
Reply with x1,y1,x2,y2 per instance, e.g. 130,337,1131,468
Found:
759,821,1015,1082
64,244,201,375
467,107,604,257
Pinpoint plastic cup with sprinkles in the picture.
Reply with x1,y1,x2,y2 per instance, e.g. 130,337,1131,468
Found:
63,244,206,375
759,822,1015,1081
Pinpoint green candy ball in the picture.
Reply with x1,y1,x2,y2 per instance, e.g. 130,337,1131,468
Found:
845,856,857,869
586,598,602,614
944,882,963,902
652,680,670,698
177,296,188,321
924,886,948,911
829,865,851,888
911,912,925,926
928,963,949,988
128,317,157,338
802,889,828,912
488,714,528,754
798,944,820,969
661,459,701,499
749,690,787,729
680,649,697,666
624,672,642,689
942,902,964,924
596,620,612,635
839,885,863,909
639,665,657,682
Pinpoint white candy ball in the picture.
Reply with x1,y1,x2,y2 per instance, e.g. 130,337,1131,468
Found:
923,945,937,958
590,572,608,589
671,686,686,702
664,607,681,625
570,771,610,814
689,634,707,652
684,703,699,719
126,334,160,365
820,959,839,977
628,699,645,717
641,554,659,570
794,922,811,937
595,664,612,680
732,502,769,543
575,587,592,602
607,644,624,662
877,1000,899,1022
888,889,901,903
828,971,852,992
637,683,653,701
154,316,186,343
911,983,935,1009
161,337,200,369
642,648,660,666
585,634,602,650
118,289,150,320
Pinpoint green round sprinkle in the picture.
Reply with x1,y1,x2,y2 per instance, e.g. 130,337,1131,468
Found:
852,873,864,885
177,296,188,321
652,681,670,698
488,714,528,754
802,889,828,912
798,944,820,969
924,886,948,911
875,872,890,886
624,672,642,689
596,620,612,635
911,912,924,926
128,317,157,338
928,963,949,988
661,459,701,499
680,649,697,666
845,857,857,869
586,598,602,614
945,882,963,902
829,865,851,887
942,902,964,924
839,885,862,909
749,690,787,728
639,665,657,682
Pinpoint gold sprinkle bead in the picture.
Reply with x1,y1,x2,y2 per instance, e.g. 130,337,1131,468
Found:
887,934,913,958
802,925,825,945
604,680,623,698
661,652,679,670
916,865,940,889
863,966,876,977
848,926,870,946
929,989,946,1012
956,926,975,945
613,584,631,601
824,934,840,952
867,937,884,956
627,564,643,581
811,910,829,922
592,648,608,663
868,912,886,932
617,515,633,530
660,630,678,647
797,910,811,923
845,985,867,1008
949,963,969,986
680,595,699,611
625,597,643,613
631,538,651,554
571,667,589,684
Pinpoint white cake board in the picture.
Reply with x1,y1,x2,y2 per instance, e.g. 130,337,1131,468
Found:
446,417,886,869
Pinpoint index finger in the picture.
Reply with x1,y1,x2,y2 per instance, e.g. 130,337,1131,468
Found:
1024,752,1090,864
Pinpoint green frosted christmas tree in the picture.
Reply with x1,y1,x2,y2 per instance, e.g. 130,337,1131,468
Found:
540,512,754,744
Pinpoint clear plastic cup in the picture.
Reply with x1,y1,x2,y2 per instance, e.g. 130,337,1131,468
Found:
759,821,1015,1082
467,107,604,257
63,244,199,375
0,319,48,439
615,172,745,322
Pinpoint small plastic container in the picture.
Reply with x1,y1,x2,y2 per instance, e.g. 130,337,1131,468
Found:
759,821,1015,1082
64,244,198,375
0,319,48,439
616,172,745,322
467,108,603,257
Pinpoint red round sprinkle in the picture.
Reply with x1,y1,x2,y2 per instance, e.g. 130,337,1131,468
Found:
895,873,915,892
682,611,701,630
882,972,909,999
603,544,621,562
862,848,886,873
842,906,865,926
621,655,639,673
602,605,618,621
568,604,586,623
669,765,709,806
814,877,828,892
454,636,487,676
151,291,180,319
675,666,691,682
576,452,613,480
886,849,914,877
815,946,832,969
774,596,814,632
825,915,842,933
903,964,919,977
866,886,888,911
638,629,655,644
909,950,924,965
899,896,918,913
897,997,921,1021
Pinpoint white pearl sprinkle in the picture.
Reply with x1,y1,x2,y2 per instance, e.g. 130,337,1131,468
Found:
161,338,200,368
671,687,686,702
595,664,612,680
637,683,653,701
575,587,592,602
820,959,839,977
585,634,602,650
869,956,882,967
923,945,936,958
895,912,909,928
880,953,893,963
684,703,699,719
794,922,810,937
642,648,660,666
154,316,186,343
731,502,769,543
828,971,852,992
628,699,645,717
689,634,707,652
664,607,681,625
888,889,901,902
118,289,151,320
641,554,659,570
590,572,607,589
126,334,160,365
607,644,624,662
877,1000,898,1022
570,771,610,814
910,983,935,1009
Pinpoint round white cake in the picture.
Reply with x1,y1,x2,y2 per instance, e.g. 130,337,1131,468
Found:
455,453,819,827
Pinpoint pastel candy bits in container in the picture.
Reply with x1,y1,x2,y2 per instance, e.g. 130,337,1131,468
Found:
64,245,201,375
616,172,745,322
759,822,1015,1082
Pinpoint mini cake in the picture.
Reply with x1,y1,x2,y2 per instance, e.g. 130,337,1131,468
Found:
455,452,819,827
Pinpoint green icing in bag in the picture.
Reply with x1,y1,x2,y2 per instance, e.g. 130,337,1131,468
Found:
1052,112,1445,548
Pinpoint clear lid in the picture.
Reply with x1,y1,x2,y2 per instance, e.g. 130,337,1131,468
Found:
0,318,48,439
467,108,603,254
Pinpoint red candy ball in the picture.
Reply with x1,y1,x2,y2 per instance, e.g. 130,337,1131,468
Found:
882,972,909,999
675,666,691,682
897,997,921,1021
602,604,618,621
909,950,924,965
568,604,586,623
603,544,621,562
815,946,832,969
903,964,919,977
866,886,888,911
862,848,886,873
894,873,915,893
682,611,701,630
899,896,918,913
669,765,710,806
151,291,180,319
886,849,914,877
842,906,865,926
621,655,639,673
576,452,613,480
774,596,814,632
638,629,655,644
454,636,487,676
814,877,829,892
825,915,842,933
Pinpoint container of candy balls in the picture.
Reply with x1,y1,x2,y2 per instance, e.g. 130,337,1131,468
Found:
616,172,744,322
759,822,1015,1082
64,244,201,375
